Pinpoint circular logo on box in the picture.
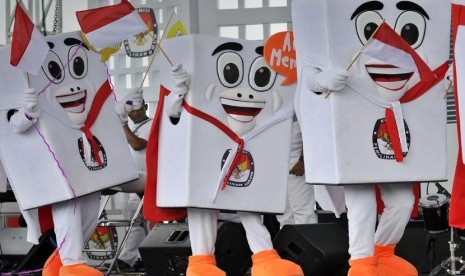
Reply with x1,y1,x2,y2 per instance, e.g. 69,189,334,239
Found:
78,135,107,170
372,118,410,160
124,7,157,58
221,149,255,187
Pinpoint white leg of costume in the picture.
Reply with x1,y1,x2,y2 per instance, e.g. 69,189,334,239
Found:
52,192,100,265
344,184,377,259
237,212,273,254
187,208,219,255
375,183,414,245
118,193,146,266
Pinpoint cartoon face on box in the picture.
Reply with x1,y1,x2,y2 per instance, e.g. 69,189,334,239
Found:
30,33,106,127
293,0,450,102
163,35,295,136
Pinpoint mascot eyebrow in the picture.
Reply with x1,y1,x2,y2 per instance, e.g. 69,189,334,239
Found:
351,1,384,20
396,1,429,19
63,38,90,50
212,42,243,56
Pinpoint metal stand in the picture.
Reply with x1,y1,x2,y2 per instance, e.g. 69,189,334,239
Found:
430,228,465,275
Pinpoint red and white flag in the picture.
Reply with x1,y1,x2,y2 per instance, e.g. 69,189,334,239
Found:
10,2,49,76
76,0,146,51
450,0,465,228
362,21,433,81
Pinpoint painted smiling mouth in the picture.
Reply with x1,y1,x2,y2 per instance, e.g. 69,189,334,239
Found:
220,98,265,123
366,64,414,91
56,90,87,113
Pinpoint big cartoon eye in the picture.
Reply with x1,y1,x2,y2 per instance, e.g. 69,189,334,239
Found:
41,51,65,84
68,45,88,79
217,52,243,88
394,11,426,49
249,57,277,92
355,11,383,45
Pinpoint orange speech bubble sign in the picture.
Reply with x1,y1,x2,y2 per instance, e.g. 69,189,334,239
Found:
264,31,297,86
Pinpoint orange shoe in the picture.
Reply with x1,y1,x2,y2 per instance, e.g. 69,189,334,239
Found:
186,255,226,276
348,256,379,276
251,249,303,276
59,263,103,276
375,244,417,276
42,250,62,276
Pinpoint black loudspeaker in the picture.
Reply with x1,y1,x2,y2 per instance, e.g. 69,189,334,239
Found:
139,222,252,276
273,223,350,276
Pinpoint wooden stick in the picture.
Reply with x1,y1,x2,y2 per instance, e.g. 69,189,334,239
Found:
325,20,385,99
139,10,175,89
444,80,452,99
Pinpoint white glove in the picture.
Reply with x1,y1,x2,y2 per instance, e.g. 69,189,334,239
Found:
170,63,190,96
311,68,351,92
23,88,40,120
115,88,144,123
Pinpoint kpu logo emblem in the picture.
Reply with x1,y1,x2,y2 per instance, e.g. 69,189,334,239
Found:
78,136,107,170
124,7,157,58
372,118,410,160
221,149,255,187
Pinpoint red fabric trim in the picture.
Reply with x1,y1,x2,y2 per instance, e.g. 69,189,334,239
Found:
38,205,54,233
385,109,403,162
143,86,187,222
400,62,449,104
450,6,465,228
182,102,241,143
10,3,34,66
79,80,112,166
76,0,135,33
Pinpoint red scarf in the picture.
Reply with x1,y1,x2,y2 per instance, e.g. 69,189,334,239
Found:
79,80,112,166
385,62,449,162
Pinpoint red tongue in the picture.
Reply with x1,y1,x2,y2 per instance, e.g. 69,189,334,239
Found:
223,105,262,117
373,76,405,82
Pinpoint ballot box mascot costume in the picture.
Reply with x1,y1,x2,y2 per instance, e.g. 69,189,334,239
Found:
292,0,451,275
143,34,303,276
0,31,141,276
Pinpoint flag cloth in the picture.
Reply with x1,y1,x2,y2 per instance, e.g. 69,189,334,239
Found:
76,0,146,51
362,22,434,82
10,2,49,76
450,1,465,228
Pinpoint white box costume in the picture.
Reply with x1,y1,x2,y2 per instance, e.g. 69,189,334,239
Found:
0,31,139,275
292,0,450,275
144,34,303,276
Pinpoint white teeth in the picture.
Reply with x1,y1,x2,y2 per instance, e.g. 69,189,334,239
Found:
366,66,411,75
56,91,86,104
220,98,265,108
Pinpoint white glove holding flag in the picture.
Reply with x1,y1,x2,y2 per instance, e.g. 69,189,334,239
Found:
115,87,144,123
167,64,190,118
308,68,351,93
23,88,40,120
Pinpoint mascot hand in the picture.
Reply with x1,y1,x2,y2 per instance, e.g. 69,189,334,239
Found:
316,68,351,92
115,88,143,123
23,88,40,120
170,63,190,96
